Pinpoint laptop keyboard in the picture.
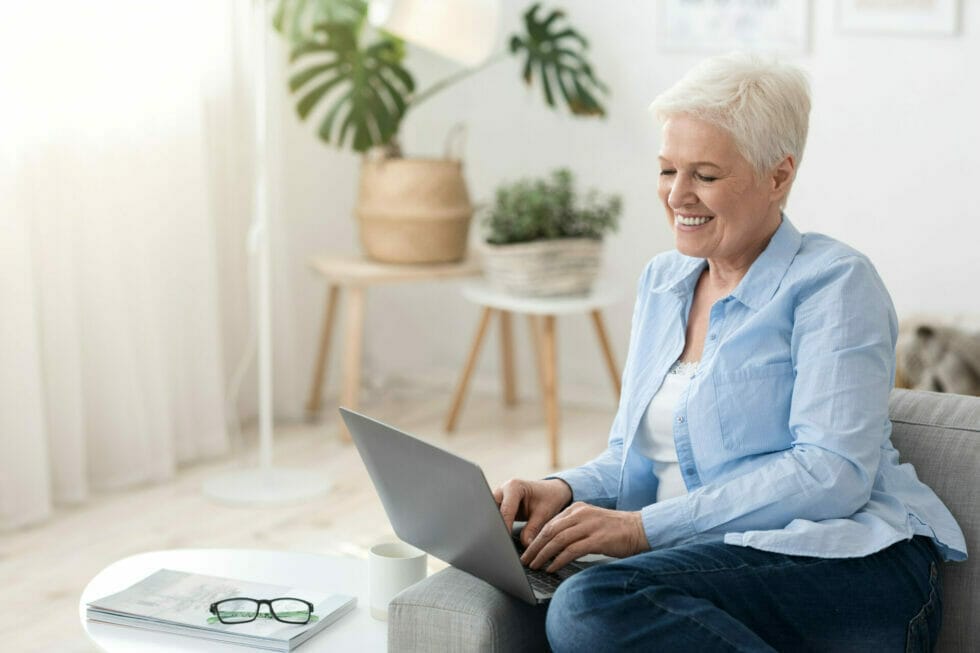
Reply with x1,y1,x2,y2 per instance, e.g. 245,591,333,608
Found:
512,535,586,595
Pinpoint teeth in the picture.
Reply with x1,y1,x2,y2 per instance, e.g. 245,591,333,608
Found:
676,215,713,226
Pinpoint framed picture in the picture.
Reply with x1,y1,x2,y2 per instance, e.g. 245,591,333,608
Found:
656,0,810,55
838,0,960,35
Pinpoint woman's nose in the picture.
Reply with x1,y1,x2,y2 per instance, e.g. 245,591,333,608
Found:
668,173,697,208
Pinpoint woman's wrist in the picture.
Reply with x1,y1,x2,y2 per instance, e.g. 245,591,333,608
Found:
545,478,574,508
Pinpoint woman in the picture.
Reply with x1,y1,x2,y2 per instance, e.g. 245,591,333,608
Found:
494,53,966,652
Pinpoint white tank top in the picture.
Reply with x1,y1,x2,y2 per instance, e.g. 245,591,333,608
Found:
632,360,698,501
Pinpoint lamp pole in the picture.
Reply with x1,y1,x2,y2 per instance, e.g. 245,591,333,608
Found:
203,0,331,505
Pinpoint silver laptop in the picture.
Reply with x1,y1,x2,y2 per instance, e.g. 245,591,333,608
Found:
340,408,595,604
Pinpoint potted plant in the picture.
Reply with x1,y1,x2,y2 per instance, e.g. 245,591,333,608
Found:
272,0,610,264
481,168,621,296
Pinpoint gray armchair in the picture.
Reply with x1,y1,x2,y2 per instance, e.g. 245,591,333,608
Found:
389,389,979,652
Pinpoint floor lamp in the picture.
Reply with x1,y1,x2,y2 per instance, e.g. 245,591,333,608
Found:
204,0,331,505
368,0,499,66
204,0,498,505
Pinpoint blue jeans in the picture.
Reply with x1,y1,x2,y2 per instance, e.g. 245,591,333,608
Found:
546,536,942,652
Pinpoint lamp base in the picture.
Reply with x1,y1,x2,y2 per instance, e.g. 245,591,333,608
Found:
203,467,331,506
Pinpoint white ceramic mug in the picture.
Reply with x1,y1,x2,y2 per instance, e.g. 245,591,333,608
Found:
369,541,427,620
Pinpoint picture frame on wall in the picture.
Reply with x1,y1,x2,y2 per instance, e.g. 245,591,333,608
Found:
838,0,960,36
656,0,810,55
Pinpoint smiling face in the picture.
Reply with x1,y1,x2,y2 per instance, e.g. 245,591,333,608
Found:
658,114,792,274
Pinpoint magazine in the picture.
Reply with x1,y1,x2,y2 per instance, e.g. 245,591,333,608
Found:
86,568,356,651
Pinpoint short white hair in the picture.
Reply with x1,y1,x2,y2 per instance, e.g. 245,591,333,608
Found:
649,52,811,175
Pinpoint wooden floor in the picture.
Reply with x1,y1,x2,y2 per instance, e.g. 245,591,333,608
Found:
0,386,615,652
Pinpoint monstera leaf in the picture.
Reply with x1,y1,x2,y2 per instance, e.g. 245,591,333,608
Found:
288,21,414,152
277,2,609,153
509,3,608,117
272,0,367,46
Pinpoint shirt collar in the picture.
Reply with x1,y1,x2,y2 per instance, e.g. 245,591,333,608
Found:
648,253,706,298
648,216,803,311
729,216,802,311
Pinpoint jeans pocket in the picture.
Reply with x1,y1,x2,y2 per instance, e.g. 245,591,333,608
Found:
906,562,941,653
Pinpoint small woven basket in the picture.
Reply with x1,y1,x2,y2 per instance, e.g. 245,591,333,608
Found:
481,237,603,297
356,157,473,264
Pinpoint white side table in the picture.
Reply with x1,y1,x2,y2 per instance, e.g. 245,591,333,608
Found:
446,282,623,468
80,549,387,652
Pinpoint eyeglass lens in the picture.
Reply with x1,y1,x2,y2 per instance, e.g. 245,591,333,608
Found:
213,598,312,624
270,598,312,624
214,598,260,623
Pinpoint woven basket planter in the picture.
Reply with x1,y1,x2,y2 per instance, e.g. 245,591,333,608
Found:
481,237,603,297
356,157,473,264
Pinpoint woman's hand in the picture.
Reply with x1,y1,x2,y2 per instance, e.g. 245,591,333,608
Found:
493,478,573,547
521,502,650,573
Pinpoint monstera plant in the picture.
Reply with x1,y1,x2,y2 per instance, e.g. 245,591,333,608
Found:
271,0,611,264
273,0,609,153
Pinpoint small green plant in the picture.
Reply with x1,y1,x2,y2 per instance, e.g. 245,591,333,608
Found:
482,169,621,245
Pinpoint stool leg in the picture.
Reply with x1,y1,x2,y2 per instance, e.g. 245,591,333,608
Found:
306,284,340,418
445,307,495,433
590,309,622,400
527,315,547,400
541,315,559,468
338,285,365,442
500,310,517,406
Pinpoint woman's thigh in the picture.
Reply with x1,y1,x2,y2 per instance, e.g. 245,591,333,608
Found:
545,536,942,653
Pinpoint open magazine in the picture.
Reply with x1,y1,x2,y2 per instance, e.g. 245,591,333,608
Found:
86,569,356,651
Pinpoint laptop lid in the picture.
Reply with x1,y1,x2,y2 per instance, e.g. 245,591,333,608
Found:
339,408,538,604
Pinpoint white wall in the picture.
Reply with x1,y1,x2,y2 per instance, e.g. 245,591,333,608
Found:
266,1,980,419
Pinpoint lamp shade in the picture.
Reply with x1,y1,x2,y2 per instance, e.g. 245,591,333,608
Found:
369,0,500,67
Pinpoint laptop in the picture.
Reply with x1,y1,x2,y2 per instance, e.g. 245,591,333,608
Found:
340,407,597,604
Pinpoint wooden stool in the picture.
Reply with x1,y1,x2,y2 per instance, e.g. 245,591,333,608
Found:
446,282,622,468
306,254,481,439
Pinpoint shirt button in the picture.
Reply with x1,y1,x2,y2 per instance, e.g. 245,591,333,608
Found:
676,416,685,424
684,467,696,476
709,334,718,341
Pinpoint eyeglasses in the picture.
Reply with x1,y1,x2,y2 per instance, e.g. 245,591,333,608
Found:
208,597,318,625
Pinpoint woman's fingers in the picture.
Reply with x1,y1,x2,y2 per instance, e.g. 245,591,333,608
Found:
521,511,550,547
497,483,525,535
546,540,591,573
529,522,590,571
521,504,646,571
522,504,586,568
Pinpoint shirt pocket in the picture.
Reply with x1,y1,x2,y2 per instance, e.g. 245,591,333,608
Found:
712,361,795,453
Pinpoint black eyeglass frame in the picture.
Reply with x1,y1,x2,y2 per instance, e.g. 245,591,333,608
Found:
209,596,315,625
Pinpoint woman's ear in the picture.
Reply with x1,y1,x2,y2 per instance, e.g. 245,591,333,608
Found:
770,155,796,201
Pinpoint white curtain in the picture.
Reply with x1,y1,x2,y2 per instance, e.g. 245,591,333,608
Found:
0,1,258,529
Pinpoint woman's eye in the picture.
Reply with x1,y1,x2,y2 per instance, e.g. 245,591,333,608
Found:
659,169,676,177
695,173,718,182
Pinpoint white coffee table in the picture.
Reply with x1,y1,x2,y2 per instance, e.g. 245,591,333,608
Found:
80,549,387,652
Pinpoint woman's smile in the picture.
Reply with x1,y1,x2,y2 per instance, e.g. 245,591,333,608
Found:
674,213,715,229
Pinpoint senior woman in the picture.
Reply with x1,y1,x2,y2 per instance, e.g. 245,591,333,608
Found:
493,54,966,652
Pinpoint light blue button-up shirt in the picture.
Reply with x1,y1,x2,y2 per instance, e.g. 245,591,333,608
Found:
554,217,967,561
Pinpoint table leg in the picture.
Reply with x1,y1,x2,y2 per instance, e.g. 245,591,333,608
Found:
445,307,495,433
500,310,517,406
590,309,622,400
527,315,547,401
338,285,365,442
306,284,340,418
541,315,559,468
